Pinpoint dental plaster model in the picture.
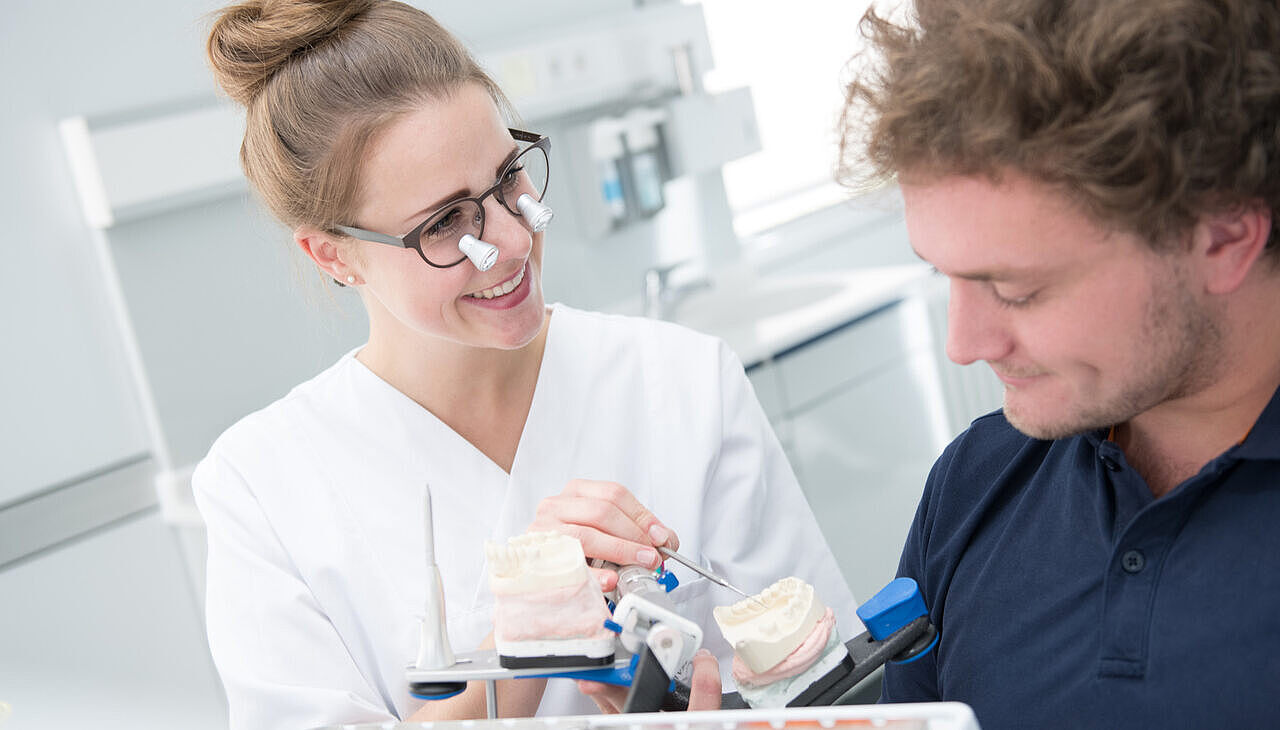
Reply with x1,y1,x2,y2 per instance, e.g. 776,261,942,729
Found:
713,577,850,708
485,531,616,668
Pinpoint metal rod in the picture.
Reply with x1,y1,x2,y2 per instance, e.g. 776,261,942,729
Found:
485,679,497,719
656,547,752,599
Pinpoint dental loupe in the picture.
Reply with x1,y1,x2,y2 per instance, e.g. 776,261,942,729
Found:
516,193,554,232
455,195,555,272
457,234,499,272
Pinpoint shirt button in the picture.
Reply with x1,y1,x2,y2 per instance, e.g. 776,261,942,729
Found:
1101,455,1122,471
1122,550,1146,574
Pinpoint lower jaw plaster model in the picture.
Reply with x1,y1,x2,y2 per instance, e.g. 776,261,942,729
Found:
485,531,616,668
713,577,850,708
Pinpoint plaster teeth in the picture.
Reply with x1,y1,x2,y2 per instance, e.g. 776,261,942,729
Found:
713,577,826,674
486,531,590,594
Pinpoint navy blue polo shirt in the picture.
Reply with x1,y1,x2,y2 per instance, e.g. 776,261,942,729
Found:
881,385,1280,728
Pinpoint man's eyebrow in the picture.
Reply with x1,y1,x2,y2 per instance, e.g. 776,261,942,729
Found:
911,247,1038,282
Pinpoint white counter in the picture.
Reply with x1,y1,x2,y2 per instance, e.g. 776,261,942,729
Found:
671,263,933,368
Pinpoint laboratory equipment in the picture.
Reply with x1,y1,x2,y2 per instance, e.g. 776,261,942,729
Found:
657,577,937,711
621,107,668,218
406,552,701,716
406,480,937,717
409,487,464,699
590,117,630,228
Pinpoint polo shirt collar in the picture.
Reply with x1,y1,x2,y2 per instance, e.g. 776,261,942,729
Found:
1078,383,1280,461
1233,381,1280,460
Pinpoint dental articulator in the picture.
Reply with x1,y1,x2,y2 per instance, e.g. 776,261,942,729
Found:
407,485,938,717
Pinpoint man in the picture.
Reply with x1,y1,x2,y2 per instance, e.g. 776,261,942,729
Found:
582,0,1280,726
839,0,1280,726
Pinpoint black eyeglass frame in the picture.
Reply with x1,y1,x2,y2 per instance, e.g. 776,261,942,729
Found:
334,129,551,269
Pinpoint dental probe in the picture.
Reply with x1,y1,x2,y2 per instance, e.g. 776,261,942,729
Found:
656,547,756,602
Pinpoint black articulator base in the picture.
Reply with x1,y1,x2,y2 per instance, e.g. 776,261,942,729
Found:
409,681,467,699
499,653,616,669
623,647,675,713
658,615,937,712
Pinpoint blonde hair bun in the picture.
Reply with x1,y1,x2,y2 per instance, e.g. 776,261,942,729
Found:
207,0,377,106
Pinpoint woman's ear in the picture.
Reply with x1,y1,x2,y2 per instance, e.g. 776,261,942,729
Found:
296,226,361,285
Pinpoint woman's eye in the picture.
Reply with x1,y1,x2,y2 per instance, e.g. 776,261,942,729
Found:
425,208,461,238
501,164,525,189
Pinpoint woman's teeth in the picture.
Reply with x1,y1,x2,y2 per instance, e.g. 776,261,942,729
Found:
468,266,525,299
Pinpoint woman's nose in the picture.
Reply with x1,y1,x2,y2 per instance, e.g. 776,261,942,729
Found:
482,196,534,249
945,279,1014,366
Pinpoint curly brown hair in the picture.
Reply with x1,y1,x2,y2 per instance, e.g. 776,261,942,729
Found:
839,0,1280,258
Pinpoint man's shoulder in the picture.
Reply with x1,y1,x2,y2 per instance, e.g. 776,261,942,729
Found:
914,409,1088,535
931,410,1047,489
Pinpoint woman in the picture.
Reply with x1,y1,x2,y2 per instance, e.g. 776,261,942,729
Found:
196,1,857,727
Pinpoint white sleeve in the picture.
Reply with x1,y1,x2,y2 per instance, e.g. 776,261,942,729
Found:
193,449,395,730
700,341,860,636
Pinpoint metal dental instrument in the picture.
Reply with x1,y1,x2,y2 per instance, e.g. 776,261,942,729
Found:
656,546,756,602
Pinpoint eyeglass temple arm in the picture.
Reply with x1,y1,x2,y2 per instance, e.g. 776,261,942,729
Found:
334,225,408,249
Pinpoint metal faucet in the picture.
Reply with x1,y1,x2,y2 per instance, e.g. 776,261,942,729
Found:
642,260,711,320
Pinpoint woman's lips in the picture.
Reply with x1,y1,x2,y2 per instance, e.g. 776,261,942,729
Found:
463,261,532,310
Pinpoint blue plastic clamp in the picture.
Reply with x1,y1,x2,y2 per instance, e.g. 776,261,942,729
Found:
855,577,929,641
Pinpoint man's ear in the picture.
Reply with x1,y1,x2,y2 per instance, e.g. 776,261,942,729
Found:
1195,202,1272,295
296,226,359,285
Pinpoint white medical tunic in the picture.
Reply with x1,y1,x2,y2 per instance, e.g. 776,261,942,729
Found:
194,304,858,730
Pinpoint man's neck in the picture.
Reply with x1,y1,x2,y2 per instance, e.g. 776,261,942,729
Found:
1116,284,1280,497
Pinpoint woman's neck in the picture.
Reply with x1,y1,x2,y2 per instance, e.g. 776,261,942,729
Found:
356,309,552,472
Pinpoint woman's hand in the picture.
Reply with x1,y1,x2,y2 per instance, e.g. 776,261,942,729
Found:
529,479,679,591
577,648,723,713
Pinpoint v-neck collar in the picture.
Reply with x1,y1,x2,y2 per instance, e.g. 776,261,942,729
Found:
345,304,565,480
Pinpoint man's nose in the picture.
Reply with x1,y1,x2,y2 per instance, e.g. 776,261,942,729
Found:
945,279,1014,366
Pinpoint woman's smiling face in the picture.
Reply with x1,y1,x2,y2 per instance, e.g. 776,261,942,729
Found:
349,83,547,352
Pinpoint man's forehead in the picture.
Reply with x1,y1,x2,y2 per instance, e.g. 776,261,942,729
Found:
901,173,1118,278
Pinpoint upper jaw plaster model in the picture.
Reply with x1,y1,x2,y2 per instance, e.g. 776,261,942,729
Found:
485,531,615,668
713,577,850,708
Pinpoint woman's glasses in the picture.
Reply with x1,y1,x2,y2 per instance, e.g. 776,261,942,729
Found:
336,129,550,268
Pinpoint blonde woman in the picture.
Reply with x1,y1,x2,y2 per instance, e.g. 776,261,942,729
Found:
195,1,856,727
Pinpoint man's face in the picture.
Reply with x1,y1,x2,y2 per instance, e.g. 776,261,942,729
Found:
901,171,1220,439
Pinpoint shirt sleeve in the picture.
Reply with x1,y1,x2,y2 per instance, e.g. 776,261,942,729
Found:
698,341,861,651
193,448,396,730
879,445,946,703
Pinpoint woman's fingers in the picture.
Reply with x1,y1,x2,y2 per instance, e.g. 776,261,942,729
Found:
563,480,681,552
528,514,659,568
576,679,629,714
588,565,618,592
533,495,649,544
529,480,680,568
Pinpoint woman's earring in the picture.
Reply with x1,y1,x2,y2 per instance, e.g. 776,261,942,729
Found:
346,275,357,285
